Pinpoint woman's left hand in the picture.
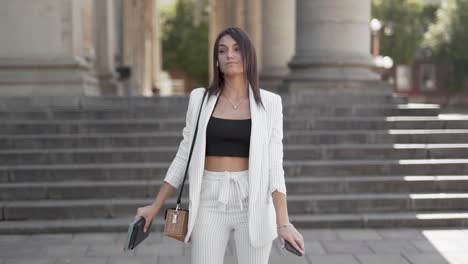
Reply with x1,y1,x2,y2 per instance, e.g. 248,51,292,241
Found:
277,223,305,255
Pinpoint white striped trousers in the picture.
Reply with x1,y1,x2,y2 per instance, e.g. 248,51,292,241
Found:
190,169,272,264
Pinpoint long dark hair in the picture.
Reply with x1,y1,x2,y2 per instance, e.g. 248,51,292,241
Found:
208,27,263,108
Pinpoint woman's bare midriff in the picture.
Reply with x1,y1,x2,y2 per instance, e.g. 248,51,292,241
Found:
204,156,249,172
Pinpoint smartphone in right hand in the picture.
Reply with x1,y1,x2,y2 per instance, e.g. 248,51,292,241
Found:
284,240,303,256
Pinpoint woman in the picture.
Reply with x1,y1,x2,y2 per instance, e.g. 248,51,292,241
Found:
135,27,305,264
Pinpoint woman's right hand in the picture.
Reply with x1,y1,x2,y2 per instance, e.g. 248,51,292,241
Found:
135,204,158,232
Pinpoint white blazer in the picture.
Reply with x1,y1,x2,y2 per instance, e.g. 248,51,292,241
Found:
163,85,287,248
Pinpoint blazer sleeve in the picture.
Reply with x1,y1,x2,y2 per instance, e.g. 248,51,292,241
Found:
163,88,201,189
269,95,287,195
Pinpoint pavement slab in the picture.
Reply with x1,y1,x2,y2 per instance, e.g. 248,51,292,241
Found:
55,257,109,264
0,228,467,264
356,254,411,264
3,258,54,264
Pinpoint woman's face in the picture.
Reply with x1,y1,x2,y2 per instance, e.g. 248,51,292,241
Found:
217,35,244,76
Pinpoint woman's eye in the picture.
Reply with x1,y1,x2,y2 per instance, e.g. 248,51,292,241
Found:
219,50,224,53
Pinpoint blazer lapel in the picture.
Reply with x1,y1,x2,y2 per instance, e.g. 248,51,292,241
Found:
201,90,219,133
190,89,219,200
248,85,268,203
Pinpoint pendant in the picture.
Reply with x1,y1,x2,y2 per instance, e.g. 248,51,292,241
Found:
233,105,238,110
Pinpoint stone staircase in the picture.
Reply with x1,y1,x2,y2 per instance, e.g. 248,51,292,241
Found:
1,88,468,234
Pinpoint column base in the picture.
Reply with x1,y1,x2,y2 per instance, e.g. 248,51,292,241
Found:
96,73,123,96
260,67,289,93
284,51,384,92
283,79,391,92
0,58,98,96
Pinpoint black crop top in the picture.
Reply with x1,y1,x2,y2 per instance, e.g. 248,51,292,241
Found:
205,116,251,157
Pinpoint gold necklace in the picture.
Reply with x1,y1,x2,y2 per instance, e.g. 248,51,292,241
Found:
223,81,248,110
222,95,246,110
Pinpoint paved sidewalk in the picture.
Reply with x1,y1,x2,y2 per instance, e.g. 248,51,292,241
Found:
1,228,468,264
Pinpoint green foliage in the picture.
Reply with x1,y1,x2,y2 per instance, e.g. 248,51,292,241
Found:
422,0,468,91
371,0,437,64
422,4,439,24
161,0,209,86
423,0,468,60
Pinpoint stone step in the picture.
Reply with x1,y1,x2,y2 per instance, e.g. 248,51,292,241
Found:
3,210,468,234
290,211,468,228
0,132,183,149
0,104,440,120
1,116,467,134
287,86,395,97
287,106,439,117
0,216,152,234
0,180,189,201
0,116,463,125
3,176,468,201
1,159,468,183
1,198,184,220
0,96,189,110
286,193,468,214
283,159,468,177
0,217,166,234
0,147,178,165
0,108,183,120
287,175,468,195
1,144,468,165
285,130,468,144
287,144,468,160
4,92,465,233
0,94,403,110
4,193,468,220
1,130,467,149
285,116,468,130
0,119,184,135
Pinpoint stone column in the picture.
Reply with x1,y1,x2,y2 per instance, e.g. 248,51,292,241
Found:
122,0,160,96
209,0,228,80
232,0,245,29
284,0,379,91
209,0,262,81
151,0,162,95
94,0,120,95
260,0,295,91
244,0,262,71
0,0,98,95
123,0,141,95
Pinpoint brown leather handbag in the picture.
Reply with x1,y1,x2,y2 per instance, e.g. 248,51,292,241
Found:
163,88,208,242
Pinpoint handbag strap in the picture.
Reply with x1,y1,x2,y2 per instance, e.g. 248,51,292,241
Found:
176,88,209,207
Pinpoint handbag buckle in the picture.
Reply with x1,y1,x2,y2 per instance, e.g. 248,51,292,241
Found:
172,204,181,224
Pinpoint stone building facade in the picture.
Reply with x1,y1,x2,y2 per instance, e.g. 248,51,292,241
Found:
0,0,161,96
0,0,378,96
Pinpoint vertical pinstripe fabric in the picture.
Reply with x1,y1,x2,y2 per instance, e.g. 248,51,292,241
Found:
163,86,287,247
191,169,272,264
